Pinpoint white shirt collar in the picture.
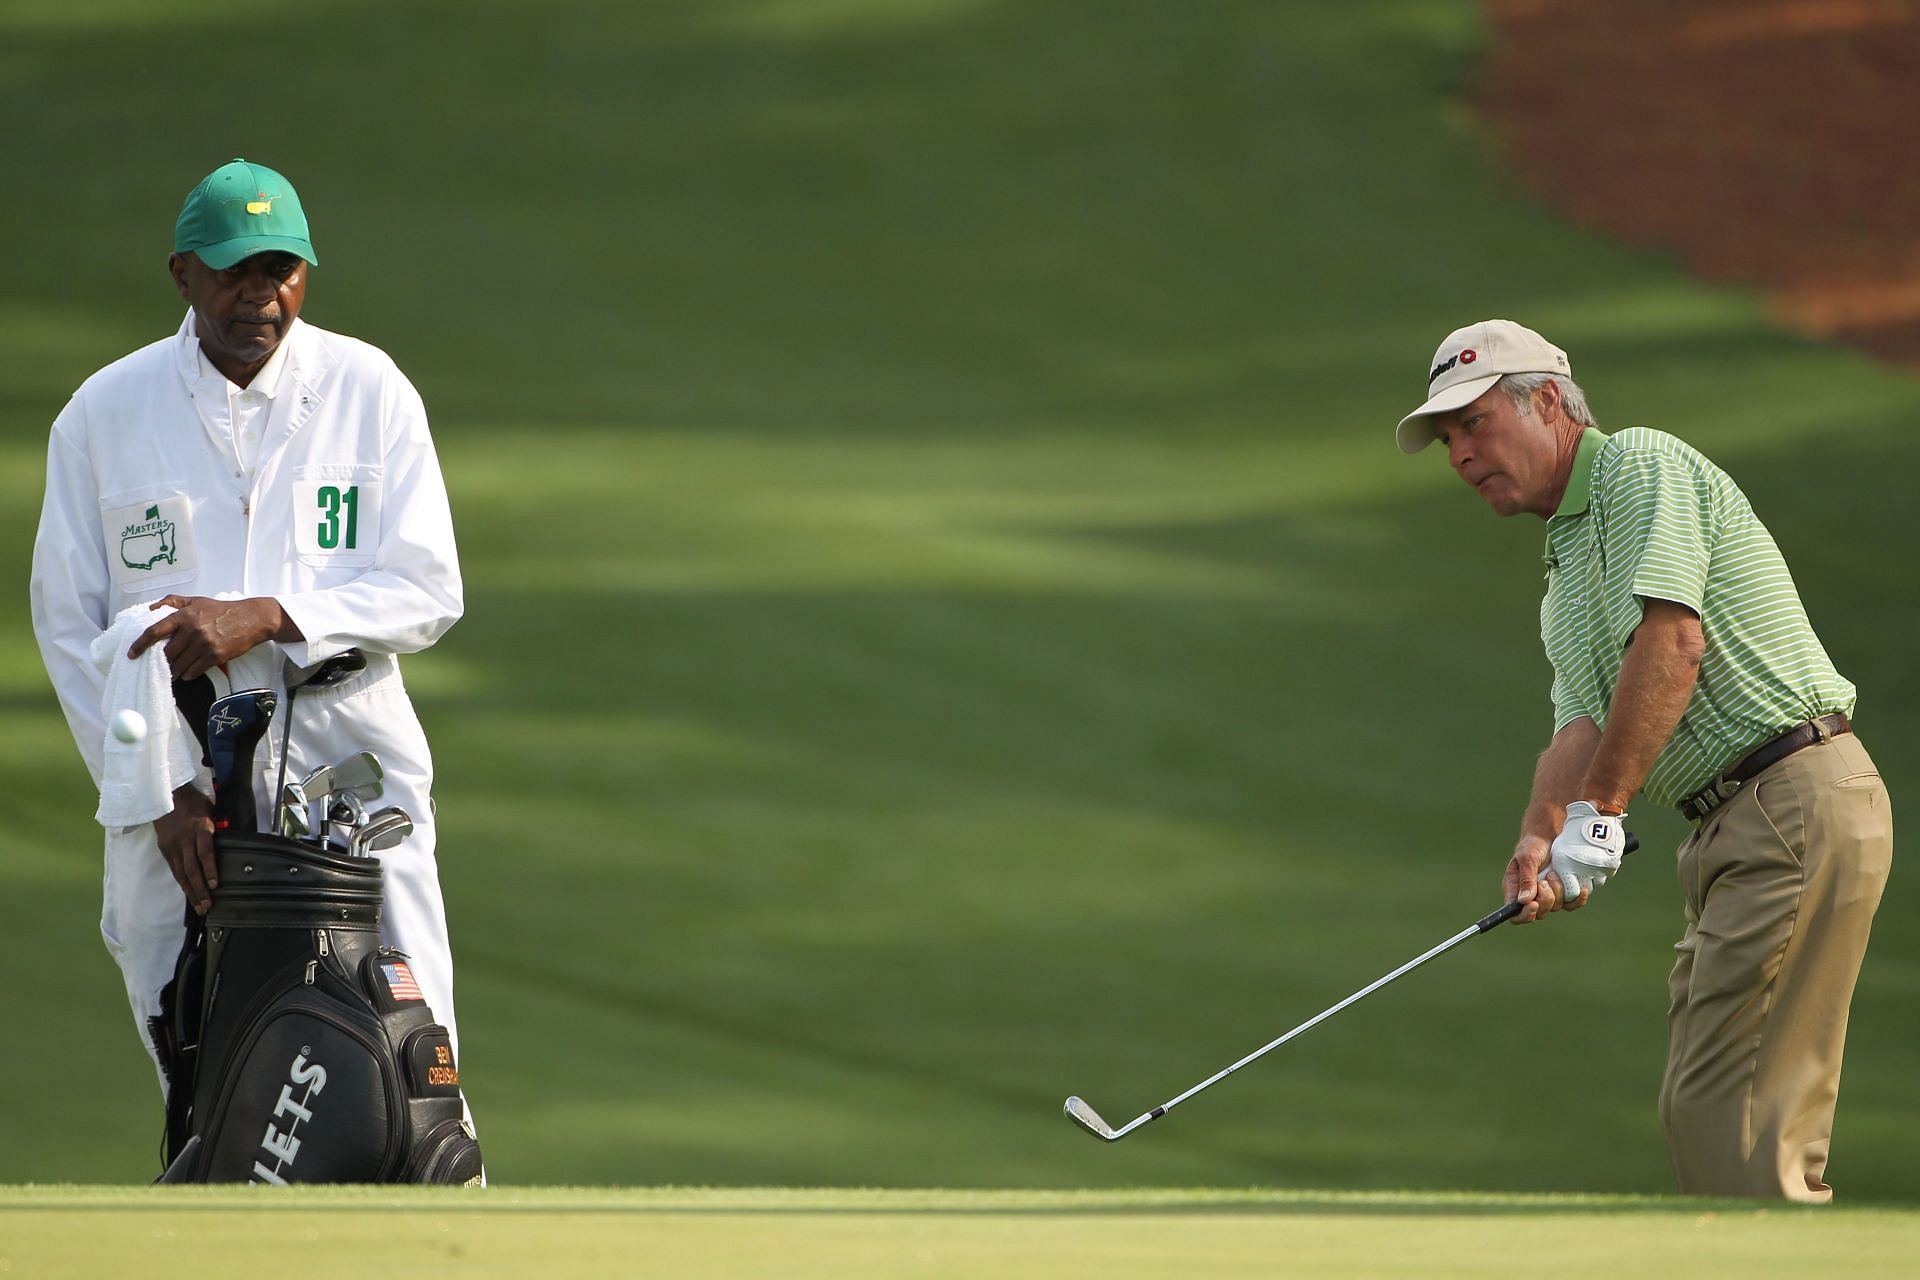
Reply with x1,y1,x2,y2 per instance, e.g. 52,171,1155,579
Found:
174,307,305,398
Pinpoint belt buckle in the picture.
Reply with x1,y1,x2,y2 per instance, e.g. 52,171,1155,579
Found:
1682,775,1743,824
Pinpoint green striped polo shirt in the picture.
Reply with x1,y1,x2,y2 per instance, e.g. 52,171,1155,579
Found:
1540,426,1855,809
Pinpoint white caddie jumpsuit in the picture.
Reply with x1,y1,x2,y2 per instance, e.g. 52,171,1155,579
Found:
30,310,470,1103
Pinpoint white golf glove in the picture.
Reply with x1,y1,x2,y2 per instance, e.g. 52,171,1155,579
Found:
1547,801,1626,905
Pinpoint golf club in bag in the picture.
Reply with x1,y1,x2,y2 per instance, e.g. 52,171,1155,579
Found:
174,665,279,834
206,689,277,831
271,650,368,837
155,831,482,1184
1065,833,1639,1142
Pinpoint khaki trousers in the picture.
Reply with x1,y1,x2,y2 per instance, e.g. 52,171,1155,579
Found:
1660,732,1892,1202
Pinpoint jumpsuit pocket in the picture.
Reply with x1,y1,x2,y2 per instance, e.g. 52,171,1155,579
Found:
100,483,200,597
293,463,383,569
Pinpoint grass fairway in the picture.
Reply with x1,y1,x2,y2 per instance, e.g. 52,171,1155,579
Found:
5,1186,1918,1279
2,0,1917,1204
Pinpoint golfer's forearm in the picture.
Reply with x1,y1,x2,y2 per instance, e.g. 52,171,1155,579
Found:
1525,717,1601,842
1581,600,1704,812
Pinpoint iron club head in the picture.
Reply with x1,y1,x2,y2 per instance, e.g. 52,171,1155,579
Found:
1063,1096,1119,1141
1063,1095,1166,1142
326,751,384,804
277,783,311,837
349,806,414,857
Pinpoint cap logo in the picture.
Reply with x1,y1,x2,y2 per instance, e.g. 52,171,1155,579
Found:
1428,352,1459,386
1460,349,1477,364
246,194,275,215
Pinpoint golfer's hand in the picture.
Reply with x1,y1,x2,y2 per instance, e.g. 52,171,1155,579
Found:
154,783,218,915
128,595,299,682
1503,834,1557,924
1545,801,1626,910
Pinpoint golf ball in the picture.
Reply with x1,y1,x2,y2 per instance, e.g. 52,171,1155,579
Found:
110,708,148,744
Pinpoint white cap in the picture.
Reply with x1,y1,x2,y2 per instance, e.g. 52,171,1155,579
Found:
1395,319,1572,453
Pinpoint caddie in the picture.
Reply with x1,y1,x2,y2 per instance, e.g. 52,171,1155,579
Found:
29,159,474,1138
1396,319,1892,1202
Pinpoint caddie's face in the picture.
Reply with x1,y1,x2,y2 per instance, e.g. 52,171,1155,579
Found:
1430,382,1559,518
168,250,308,381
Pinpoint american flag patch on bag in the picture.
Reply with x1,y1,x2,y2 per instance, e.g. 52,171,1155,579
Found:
382,961,425,1002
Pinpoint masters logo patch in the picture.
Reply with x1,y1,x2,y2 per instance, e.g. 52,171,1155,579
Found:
120,505,178,570
102,492,198,592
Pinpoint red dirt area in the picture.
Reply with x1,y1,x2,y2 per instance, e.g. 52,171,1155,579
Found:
1478,0,1920,366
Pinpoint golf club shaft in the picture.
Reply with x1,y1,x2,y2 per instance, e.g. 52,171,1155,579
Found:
271,686,302,838
1140,919,1488,1125
1101,832,1641,1135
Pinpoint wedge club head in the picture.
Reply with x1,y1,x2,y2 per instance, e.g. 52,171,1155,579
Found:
1063,1095,1160,1142
1063,1097,1121,1141
349,806,414,857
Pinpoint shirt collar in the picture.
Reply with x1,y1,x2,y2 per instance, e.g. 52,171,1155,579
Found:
175,307,303,398
1551,427,1609,519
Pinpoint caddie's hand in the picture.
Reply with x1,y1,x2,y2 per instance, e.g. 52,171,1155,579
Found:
1545,801,1626,910
128,595,291,681
153,783,218,915
1503,833,1557,924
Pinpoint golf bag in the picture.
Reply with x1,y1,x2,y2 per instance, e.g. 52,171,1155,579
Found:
152,831,482,1184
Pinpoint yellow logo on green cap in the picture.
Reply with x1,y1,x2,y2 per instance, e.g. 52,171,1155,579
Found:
246,194,275,215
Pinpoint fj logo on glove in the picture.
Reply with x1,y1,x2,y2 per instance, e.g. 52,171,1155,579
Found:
250,1049,329,1185
1590,823,1610,840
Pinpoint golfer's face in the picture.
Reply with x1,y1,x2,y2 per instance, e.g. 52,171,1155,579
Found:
1433,384,1555,518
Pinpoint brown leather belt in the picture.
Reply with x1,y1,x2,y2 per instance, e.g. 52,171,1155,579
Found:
1678,713,1852,823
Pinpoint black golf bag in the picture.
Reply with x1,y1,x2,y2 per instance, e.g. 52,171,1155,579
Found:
152,831,482,1184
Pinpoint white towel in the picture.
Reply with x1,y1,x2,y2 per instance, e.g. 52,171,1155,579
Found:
89,603,201,828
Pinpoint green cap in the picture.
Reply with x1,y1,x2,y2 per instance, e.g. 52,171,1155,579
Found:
173,158,318,270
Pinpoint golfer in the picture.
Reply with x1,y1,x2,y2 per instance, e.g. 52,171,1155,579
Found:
1396,319,1891,1202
